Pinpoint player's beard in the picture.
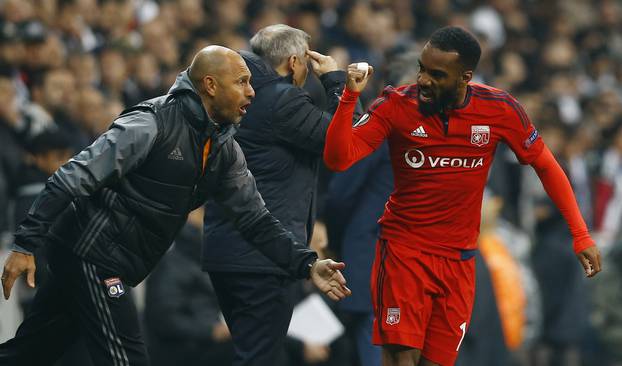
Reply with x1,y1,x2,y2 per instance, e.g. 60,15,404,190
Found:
418,83,460,117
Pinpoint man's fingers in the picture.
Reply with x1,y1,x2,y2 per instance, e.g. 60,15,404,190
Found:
306,50,323,61
327,261,345,271
329,286,346,299
578,254,593,277
2,272,17,300
586,252,601,277
26,266,35,288
333,283,352,296
330,269,347,286
326,291,339,301
309,59,320,72
328,277,351,298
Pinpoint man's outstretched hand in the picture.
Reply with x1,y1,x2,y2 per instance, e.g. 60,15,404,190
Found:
309,259,351,301
577,245,602,278
2,251,36,300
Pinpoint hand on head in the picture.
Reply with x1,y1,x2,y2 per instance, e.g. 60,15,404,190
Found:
306,50,338,77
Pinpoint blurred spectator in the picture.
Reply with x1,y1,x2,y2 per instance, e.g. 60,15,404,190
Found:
10,126,91,366
29,68,90,151
455,250,509,366
524,123,590,366
591,235,622,366
98,47,129,102
123,51,165,107
67,52,100,89
0,77,24,240
325,143,392,366
282,224,352,366
477,191,542,365
13,128,72,226
71,87,108,140
144,208,234,366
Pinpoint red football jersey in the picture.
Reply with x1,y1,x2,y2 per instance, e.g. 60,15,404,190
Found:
344,83,544,259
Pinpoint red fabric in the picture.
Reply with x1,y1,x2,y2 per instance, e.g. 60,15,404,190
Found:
370,240,475,364
531,146,595,254
324,84,545,258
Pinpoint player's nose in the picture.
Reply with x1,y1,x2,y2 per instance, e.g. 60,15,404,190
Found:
418,73,432,87
246,84,255,99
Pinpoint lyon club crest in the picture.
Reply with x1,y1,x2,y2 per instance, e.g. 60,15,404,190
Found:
470,125,490,147
386,308,400,325
104,277,125,298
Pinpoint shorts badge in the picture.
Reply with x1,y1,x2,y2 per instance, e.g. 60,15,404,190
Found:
386,307,400,325
104,277,125,298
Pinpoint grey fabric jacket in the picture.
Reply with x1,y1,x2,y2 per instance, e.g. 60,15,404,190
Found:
13,70,317,286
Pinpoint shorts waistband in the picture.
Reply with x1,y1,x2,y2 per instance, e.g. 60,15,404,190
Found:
380,237,477,261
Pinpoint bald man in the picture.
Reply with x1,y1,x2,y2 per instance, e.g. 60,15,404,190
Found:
0,46,351,366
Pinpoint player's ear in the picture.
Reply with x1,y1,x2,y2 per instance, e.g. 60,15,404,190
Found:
287,55,297,73
203,75,218,97
461,70,473,84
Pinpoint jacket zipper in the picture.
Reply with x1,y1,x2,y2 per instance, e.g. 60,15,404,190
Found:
191,136,211,205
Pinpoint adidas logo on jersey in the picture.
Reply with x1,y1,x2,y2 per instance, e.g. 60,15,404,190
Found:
411,125,428,137
167,147,184,161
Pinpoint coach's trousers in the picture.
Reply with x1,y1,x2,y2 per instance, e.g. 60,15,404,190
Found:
0,244,148,366
209,272,296,366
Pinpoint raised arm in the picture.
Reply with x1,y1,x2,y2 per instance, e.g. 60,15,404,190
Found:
272,51,363,155
323,63,391,171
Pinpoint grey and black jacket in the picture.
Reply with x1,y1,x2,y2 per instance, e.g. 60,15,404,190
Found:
13,70,317,286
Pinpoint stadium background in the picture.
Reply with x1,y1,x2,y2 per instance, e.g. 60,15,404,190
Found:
0,0,621,365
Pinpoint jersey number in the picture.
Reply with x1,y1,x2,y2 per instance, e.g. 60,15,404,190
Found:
456,322,467,351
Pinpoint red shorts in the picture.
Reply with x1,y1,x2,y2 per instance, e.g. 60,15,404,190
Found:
370,240,476,365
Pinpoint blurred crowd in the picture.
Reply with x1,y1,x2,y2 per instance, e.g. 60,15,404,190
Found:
1,0,621,365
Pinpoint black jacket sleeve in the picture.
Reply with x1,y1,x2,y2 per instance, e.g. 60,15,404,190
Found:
13,110,158,252
272,71,353,155
211,140,318,278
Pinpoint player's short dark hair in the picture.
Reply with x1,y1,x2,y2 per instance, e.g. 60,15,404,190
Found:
428,26,481,71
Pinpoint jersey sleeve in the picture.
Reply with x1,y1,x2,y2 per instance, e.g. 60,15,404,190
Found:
530,146,595,254
323,87,393,171
498,94,544,164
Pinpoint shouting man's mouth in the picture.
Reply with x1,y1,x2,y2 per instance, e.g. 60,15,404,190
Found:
239,102,251,115
419,88,434,104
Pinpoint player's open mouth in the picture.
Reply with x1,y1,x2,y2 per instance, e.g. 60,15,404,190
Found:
239,103,250,115
419,89,433,103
